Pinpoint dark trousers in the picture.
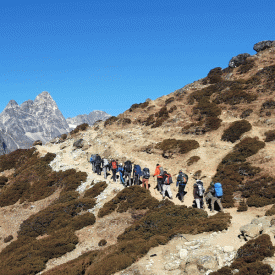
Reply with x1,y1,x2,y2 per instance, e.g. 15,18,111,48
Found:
96,165,101,175
157,177,163,192
134,174,140,185
178,184,186,201
112,169,117,182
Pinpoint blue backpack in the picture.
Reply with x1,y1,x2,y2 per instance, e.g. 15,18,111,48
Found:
214,182,223,197
134,165,142,176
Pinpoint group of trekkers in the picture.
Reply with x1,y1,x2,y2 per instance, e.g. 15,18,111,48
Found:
89,154,224,212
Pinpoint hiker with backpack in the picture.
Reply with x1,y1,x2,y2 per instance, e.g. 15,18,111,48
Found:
209,182,224,212
161,171,173,199
95,154,102,175
118,163,125,186
176,170,188,202
90,154,96,172
133,164,142,185
111,159,118,182
142,167,150,189
124,160,132,186
102,158,109,179
193,180,205,209
153,164,164,192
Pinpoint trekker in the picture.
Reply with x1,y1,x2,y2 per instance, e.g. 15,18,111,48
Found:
111,159,118,182
162,171,173,199
193,180,205,209
209,182,224,212
90,154,96,172
124,160,132,186
176,170,188,202
95,154,102,175
153,164,164,192
118,163,125,186
142,167,150,189
133,164,142,185
102,158,109,179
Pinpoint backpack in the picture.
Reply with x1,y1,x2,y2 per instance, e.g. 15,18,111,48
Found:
177,173,188,184
111,161,117,169
143,168,150,179
103,158,109,166
134,165,142,176
95,155,102,165
124,160,132,173
159,166,164,177
90,154,96,163
196,181,204,197
214,182,223,197
164,173,173,185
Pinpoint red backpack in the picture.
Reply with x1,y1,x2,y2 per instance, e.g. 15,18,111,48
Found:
111,161,117,169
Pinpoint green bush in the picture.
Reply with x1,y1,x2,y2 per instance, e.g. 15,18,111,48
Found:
221,120,252,143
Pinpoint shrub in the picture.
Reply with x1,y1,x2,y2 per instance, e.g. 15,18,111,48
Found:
207,67,223,84
221,120,252,143
240,109,253,119
265,205,275,216
98,239,107,247
0,176,8,186
156,139,199,156
261,100,275,110
104,116,119,127
205,117,222,131
60,133,67,140
169,105,177,113
194,98,221,118
3,235,13,243
84,181,107,199
237,59,255,74
145,114,155,126
120,118,131,125
237,200,248,212
187,156,200,166
70,123,89,134
165,97,175,105
214,90,257,105
264,130,275,142
129,102,149,112
210,234,275,275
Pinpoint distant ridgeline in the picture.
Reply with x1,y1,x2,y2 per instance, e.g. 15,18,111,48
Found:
0,92,110,155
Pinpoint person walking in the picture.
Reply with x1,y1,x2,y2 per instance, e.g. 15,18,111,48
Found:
209,182,224,212
176,170,188,202
153,164,164,192
162,171,173,199
102,158,109,179
124,160,132,186
111,159,118,182
193,180,205,209
142,167,150,189
95,154,102,175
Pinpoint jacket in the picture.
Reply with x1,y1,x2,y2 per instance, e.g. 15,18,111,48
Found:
176,172,187,187
153,165,163,178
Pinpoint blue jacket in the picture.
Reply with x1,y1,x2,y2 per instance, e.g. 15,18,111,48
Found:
176,172,187,187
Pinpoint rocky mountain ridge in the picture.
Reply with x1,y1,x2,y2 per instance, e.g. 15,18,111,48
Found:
0,92,111,154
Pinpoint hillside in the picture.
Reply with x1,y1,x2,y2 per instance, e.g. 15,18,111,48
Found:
0,41,275,275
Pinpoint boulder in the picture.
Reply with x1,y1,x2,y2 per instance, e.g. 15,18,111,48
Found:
253,40,275,52
32,140,42,146
73,139,84,148
239,223,262,240
229,53,250,68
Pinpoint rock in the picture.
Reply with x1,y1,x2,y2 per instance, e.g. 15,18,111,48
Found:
33,140,42,146
50,137,60,144
179,248,188,259
185,264,201,275
223,246,234,253
73,139,84,148
228,53,250,68
251,217,271,230
239,223,262,240
253,40,275,52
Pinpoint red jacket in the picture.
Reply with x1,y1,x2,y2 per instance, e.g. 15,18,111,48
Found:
154,165,163,178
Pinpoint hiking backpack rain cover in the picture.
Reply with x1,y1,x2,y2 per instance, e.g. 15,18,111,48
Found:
214,182,223,197
196,181,204,197
143,168,150,179
134,165,142,176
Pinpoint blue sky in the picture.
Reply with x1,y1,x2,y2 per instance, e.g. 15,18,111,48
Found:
1,0,274,118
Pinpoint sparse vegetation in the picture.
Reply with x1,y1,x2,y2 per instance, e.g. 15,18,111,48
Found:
165,97,175,105
84,181,107,199
240,108,253,119
70,123,89,134
156,139,199,156
264,130,275,142
0,175,8,186
187,156,200,166
210,235,274,275
129,101,149,112
3,235,13,243
104,116,119,127
207,67,223,84
237,200,248,212
237,59,255,74
221,120,252,143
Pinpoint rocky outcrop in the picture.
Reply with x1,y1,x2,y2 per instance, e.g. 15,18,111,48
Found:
253,40,275,52
228,53,250,68
32,140,42,146
0,91,70,154
66,110,111,130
